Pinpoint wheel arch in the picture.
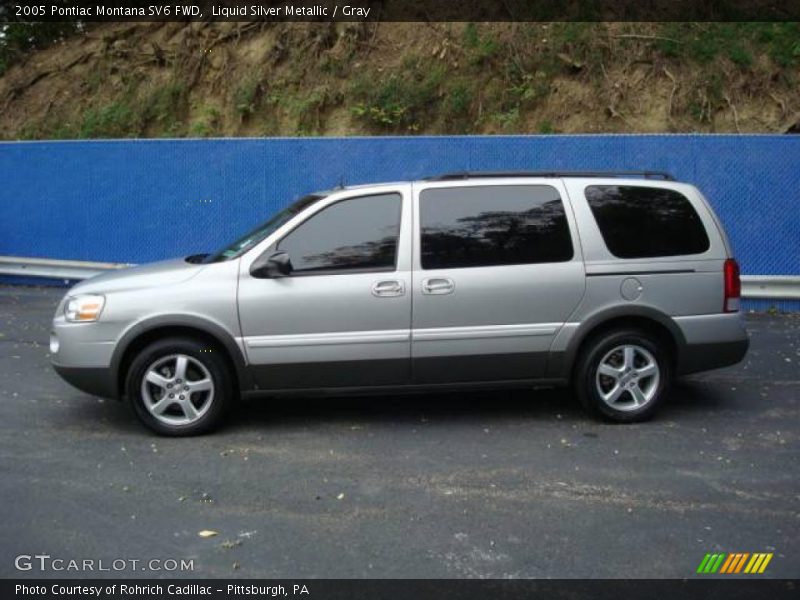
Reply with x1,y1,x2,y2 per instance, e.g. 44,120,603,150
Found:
111,315,252,398
552,305,686,380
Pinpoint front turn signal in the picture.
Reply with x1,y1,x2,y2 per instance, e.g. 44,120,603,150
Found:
65,294,106,322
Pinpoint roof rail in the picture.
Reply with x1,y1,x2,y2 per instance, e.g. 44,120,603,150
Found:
423,170,675,181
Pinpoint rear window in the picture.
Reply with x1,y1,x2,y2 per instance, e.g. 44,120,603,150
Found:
585,185,710,259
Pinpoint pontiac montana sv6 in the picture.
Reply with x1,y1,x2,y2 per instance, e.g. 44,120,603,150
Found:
51,171,749,435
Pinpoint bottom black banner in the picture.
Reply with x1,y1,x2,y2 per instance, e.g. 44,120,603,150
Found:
3,579,798,600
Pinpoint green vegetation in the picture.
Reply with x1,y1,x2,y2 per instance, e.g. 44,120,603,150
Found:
656,23,800,67
140,83,188,132
292,87,335,135
463,23,500,65
507,74,551,109
538,120,555,134
190,105,221,138
26,80,191,139
0,20,80,76
754,23,800,67
233,76,264,118
492,108,520,131
350,60,444,131
80,101,137,138
3,22,798,139
443,82,472,132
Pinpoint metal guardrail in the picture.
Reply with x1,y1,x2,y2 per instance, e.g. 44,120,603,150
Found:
0,256,132,280
741,275,800,300
1,256,799,300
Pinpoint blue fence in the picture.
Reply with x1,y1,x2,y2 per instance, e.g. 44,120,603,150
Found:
1,135,798,308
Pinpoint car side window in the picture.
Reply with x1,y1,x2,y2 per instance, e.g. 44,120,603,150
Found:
276,193,402,274
419,185,574,270
585,185,710,258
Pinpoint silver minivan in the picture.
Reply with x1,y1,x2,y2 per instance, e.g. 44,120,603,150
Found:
51,171,749,435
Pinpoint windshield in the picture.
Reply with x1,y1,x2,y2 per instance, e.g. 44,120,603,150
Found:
203,193,327,263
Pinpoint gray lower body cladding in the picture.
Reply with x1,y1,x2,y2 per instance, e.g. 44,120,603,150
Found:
677,338,750,375
249,352,549,390
53,321,749,398
53,365,117,399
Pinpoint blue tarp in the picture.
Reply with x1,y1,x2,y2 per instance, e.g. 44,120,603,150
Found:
1,134,798,307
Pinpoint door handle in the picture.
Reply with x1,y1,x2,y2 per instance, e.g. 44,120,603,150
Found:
372,280,405,297
422,277,455,295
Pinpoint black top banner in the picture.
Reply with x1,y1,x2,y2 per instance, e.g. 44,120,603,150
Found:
3,0,800,22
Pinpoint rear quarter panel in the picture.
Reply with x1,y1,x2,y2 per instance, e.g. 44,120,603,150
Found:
562,179,729,320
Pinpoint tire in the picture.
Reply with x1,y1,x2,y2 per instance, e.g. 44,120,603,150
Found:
125,337,234,436
574,328,671,423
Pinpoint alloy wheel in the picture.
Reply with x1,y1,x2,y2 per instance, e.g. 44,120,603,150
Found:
140,354,215,426
595,344,660,412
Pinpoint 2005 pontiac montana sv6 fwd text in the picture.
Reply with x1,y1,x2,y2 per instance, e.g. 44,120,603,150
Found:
51,171,749,435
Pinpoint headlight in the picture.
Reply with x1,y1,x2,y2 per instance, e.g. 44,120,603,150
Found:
65,294,106,322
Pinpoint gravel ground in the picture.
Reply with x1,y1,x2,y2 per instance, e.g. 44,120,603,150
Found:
0,285,798,579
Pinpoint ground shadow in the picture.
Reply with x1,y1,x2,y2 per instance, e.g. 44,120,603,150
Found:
51,377,731,435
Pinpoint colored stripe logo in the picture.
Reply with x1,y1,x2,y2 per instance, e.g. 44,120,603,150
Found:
696,553,773,574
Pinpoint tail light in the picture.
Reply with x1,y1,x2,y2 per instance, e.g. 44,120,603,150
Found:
724,258,741,313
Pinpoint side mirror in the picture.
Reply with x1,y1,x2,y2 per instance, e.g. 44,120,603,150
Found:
250,251,293,279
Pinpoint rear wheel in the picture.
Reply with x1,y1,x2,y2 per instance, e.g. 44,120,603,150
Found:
574,329,671,423
126,337,233,436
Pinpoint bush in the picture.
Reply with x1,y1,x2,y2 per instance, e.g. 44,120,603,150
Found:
446,83,471,117
462,23,499,65
350,63,443,131
140,83,188,130
80,102,136,138
233,77,263,117
0,20,81,74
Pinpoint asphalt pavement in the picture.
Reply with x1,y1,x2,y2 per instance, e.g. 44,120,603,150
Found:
0,285,798,579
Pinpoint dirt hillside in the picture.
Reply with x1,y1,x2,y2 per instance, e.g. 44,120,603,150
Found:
1,22,799,138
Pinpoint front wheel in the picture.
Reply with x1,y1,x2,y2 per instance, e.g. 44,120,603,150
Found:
574,329,671,423
126,337,233,436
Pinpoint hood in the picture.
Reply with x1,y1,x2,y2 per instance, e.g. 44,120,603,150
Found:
69,257,205,294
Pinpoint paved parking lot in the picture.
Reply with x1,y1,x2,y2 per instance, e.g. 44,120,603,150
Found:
0,285,798,578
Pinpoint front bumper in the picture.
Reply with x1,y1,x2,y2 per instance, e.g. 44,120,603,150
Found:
50,315,120,399
52,364,118,399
